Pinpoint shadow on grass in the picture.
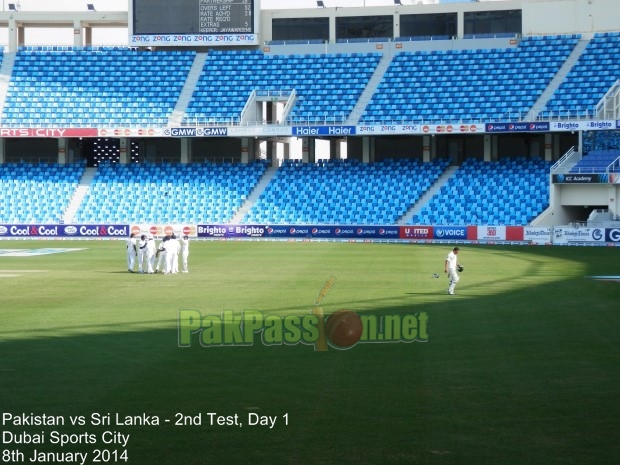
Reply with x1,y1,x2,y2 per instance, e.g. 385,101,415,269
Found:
1,275,619,465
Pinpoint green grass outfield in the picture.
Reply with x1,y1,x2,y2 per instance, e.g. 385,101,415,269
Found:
0,240,619,465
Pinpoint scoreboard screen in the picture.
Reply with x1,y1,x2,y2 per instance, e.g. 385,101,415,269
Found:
130,0,259,47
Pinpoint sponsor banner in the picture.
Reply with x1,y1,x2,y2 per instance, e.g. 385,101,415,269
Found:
131,224,197,238
0,128,98,138
477,225,507,241
280,226,312,238
62,225,130,237
292,126,356,137
163,127,229,137
617,120,620,129
400,226,433,240
421,124,482,135
550,120,616,131
228,125,291,137
263,225,400,239
130,34,258,47
552,173,617,184
197,224,400,240
433,226,468,240
485,122,550,133
552,227,605,244
506,226,524,241
523,227,551,244
356,124,420,135
605,228,620,242
356,226,400,239
0,224,129,238
197,224,265,238
99,128,162,138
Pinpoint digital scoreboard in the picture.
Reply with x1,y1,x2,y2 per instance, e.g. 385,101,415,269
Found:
129,0,259,47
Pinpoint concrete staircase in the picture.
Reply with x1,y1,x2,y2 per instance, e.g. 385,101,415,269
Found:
398,165,459,225
229,166,279,224
346,53,392,125
62,167,97,223
168,52,208,127
525,34,593,120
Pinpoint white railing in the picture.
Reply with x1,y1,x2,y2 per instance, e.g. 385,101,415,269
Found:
551,146,578,173
595,79,620,120
239,89,257,125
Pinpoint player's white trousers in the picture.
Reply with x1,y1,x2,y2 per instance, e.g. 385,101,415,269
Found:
448,269,460,293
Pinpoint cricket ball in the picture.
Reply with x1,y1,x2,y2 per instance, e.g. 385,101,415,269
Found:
325,310,363,348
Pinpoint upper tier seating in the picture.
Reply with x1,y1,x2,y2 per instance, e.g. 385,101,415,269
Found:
2,47,195,127
542,32,620,118
569,150,620,173
0,162,85,223
360,35,579,123
243,158,450,225
411,157,551,226
183,50,381,125
73,161,267,224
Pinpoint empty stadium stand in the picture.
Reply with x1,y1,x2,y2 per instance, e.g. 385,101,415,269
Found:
0,31,617,229
2,47,195,127
72,161,268,224
542,32,620,119
243,158,451,225
183,50,382,125
569,150,620,173
411,157,552,226
0,162,85,223
0,33,614,127
360,34,580,123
